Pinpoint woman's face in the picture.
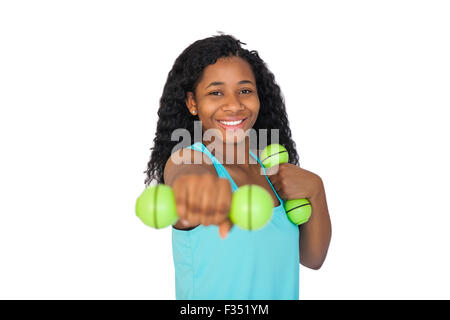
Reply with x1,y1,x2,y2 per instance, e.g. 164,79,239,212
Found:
186,56,260,144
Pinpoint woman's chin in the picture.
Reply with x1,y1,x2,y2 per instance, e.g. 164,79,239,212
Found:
220,135,248,145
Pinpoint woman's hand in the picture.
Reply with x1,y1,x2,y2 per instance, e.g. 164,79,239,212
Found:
266,163,331,269
265,163,324,201
172,174,233,238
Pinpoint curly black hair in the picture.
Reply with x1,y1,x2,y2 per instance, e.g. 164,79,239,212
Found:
144,32,300,186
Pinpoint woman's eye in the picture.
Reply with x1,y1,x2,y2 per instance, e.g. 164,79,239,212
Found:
208,89,252,96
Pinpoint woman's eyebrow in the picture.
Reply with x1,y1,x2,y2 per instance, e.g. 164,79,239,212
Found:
205,80,254,89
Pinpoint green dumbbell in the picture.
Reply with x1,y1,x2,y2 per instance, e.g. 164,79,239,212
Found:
260,144,312,225
136,184,274,231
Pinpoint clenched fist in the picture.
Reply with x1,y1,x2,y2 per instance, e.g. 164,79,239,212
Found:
173,174,233,238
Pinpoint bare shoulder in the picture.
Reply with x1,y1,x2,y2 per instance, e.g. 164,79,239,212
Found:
164,147,216,186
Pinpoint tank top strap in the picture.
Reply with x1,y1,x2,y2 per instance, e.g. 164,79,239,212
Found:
186,142,239,192
249,150,284,207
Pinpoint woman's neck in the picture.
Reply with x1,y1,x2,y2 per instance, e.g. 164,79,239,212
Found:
203,137,257,169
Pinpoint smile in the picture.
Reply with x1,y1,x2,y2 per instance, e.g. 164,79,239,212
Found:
216,118,247,130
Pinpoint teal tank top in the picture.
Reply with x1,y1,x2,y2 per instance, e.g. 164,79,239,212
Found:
171,142,300,299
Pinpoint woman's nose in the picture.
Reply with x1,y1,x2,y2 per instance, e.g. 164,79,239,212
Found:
222,93,245,112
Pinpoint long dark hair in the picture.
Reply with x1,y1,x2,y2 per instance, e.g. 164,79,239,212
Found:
144,33,300,186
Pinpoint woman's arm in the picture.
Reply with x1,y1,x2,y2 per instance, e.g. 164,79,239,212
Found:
298,180,332,269
265,164,332,269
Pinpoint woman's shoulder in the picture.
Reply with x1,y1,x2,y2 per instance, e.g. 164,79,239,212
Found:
164,147,216,185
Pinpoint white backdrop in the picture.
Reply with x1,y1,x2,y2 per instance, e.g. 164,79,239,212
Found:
1,0,449,299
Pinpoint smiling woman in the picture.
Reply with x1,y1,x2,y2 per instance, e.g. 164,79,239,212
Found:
143,33,331,300
185,56,260,144
144,35,300,184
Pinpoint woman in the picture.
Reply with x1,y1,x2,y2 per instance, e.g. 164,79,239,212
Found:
144,33,332,299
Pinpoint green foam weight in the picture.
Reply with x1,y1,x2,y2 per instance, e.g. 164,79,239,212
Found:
229,185,274,230
285,198,312,225
135,184,178,229
260,144,289,167
261,144,311,225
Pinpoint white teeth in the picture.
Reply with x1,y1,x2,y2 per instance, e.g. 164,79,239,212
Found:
218,119,244,125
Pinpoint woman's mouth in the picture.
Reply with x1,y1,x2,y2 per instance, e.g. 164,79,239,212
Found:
216,118,248,130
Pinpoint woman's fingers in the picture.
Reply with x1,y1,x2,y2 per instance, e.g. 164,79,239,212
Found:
215,178,233,238
173,176,188,223
198,175,216,226
186,181,201,225
172,174,233,237
214,178,232,225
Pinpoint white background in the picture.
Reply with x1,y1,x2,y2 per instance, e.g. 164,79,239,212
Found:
1,0,449,299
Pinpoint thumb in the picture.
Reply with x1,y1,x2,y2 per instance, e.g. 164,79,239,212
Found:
218,219,233,239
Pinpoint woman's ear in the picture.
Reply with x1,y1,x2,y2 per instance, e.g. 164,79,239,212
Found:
185,91,197,115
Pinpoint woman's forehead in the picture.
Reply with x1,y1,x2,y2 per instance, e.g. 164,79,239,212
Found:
199,57,255,85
